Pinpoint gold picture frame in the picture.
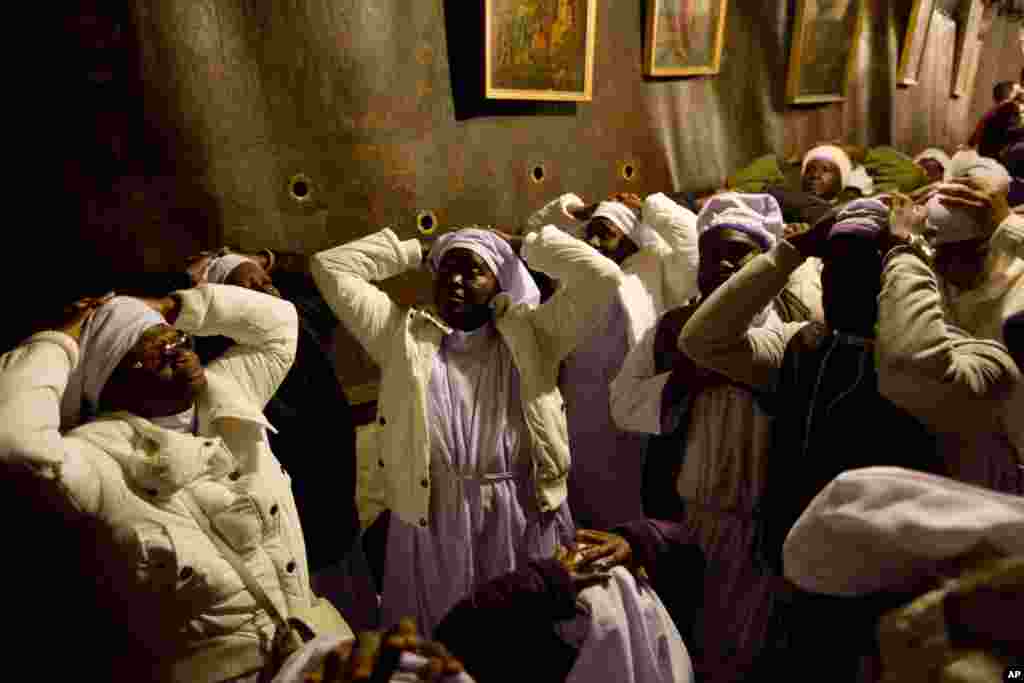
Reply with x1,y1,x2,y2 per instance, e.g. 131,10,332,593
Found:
785,0,865,105
951,0,985,98
896,0,935,86
644,0,729,77
484,0,598,101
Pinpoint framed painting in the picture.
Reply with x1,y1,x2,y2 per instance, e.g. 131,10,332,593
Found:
785,0,865,105
896,0,935,86
644,0,729,77
484,0,597,101
951,0,985,98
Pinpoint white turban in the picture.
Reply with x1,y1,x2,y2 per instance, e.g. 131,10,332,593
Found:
60,297,167,429
696,192,784,251
205,253,258,284
802,145,853,189
590,201,658,247
914,148,953,181
928,151,1012,245
428,228,541,306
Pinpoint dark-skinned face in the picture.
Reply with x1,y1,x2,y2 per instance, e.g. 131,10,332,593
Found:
585,216,638,265
433,247,500,331
100,323,206,418
821,236,883,336
917,158,946,184
225,261,280,298
697,227,764,298
802,159,843,200
934,238,990,291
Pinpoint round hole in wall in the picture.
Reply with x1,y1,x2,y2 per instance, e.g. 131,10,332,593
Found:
530,164,546,183
417,210,438,235
288,173,313,203
621,162,637,182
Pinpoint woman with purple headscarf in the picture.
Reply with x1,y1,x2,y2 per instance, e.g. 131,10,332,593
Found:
311,223,627,637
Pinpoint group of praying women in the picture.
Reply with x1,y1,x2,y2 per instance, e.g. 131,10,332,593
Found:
1,139,1021,683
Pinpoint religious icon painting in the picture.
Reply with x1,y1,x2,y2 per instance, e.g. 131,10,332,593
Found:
896,0,935,86
644,0,729,77
785,0,866,105
484,0,598,101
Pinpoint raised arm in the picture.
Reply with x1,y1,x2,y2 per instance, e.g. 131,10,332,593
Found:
642,193,700,307
875,249,1020,431
311,228,419,367
173,284,298,411
680,241,807,391
522,225,623,361
0,301,111,517
525,193,588,236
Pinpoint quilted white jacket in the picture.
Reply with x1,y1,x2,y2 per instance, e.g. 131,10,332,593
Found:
0,284,309,683
311,225,623,529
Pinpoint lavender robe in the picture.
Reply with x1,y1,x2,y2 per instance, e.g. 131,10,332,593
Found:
563,275,657,530
380,323,574,636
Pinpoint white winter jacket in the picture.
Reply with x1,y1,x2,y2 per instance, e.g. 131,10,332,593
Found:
0,284,309,683
311,226,623,530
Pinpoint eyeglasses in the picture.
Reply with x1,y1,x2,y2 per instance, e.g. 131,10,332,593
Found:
131,331,193,370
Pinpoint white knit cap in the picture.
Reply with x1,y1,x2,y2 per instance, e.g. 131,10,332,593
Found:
802,145,853,188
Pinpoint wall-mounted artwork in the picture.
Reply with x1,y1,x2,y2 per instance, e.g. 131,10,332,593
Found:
644,0,729,77
896,0,935,86
951,0,985,98
785,0,865,104
484,0,597,101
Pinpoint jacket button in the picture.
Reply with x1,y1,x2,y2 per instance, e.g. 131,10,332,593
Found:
229,471,241,481
420,478,429,488
379,416,386,425
418,518,427,528
179,566,193,580
269,503,279,515
378,459,385,467
286,560,296,573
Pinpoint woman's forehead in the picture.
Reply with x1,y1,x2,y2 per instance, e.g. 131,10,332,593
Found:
804,158,839,173
440,247,491,271
587,216,622,238
701,227,762,250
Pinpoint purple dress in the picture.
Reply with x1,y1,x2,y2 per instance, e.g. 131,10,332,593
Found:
380,322,575,636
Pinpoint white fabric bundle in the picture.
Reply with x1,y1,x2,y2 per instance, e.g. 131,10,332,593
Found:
60,296,166,429
783,466,1024,597
802,145,853,188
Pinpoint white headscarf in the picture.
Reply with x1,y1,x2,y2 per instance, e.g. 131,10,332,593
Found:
591,201,657,247
695,192,784,251
205,253,258,284
928,151,1012,246
914,148,953,181
847,165,875,196
60,297,167,429
427,228,541,307
803,145,853,189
